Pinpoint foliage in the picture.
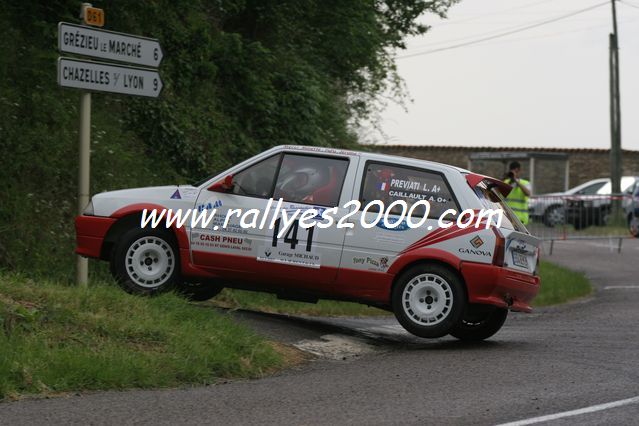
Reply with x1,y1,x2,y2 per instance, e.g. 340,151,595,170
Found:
0,0,456,279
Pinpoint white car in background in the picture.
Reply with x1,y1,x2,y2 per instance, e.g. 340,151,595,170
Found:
530,177,638,228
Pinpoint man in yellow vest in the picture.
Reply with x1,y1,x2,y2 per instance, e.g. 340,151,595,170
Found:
504,161,531,225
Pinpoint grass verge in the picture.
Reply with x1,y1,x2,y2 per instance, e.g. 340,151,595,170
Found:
0,272,286,400
534,260,592,306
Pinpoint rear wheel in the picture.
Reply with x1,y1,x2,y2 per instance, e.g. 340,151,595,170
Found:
392,263,466,338
111,227,179,295
450,305,508,341
542,205,564,227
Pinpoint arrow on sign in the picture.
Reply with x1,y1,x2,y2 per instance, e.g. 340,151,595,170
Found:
57,57,163,98
58,22,163,68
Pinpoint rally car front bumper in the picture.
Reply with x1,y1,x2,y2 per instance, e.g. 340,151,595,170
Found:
75,215,116,259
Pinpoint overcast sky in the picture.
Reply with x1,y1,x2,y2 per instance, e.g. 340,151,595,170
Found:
376,0,639,149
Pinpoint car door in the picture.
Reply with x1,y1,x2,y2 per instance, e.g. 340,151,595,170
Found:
257,151,358,290
339,160,460,279
190,153,281,280
191,150,359,290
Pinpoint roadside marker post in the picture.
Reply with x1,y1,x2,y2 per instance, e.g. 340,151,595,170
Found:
60,3,164,286
75,3,93,287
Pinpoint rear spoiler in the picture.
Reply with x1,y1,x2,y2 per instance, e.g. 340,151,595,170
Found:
465,173,512,197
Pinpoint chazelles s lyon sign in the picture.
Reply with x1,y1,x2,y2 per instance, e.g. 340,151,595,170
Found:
57,57,163,98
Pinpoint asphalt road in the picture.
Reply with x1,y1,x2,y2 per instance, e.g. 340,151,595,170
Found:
2,238,639,425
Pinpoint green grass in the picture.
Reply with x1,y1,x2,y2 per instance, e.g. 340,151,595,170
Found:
0,273,287,400
534,260,592,306
212,289,389,317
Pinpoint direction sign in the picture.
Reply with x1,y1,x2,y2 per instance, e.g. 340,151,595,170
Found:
57,57,163,98
58,22,163,68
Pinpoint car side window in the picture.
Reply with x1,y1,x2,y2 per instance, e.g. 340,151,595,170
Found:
273,154,349,206
232,154,280,198
360,162,458,218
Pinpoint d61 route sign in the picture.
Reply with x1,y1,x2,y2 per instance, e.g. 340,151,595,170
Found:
57,57,163,98
58,22,163,68
83,6,104,27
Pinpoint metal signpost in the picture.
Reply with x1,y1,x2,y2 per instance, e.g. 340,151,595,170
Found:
58,3,163,286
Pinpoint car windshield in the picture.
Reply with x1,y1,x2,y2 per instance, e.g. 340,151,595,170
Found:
474,182,527,233
597,177,636,194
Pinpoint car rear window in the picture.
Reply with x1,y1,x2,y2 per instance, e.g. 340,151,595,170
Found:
474,182,527,232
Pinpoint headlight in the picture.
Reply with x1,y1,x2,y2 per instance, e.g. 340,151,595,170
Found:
83,200,94,215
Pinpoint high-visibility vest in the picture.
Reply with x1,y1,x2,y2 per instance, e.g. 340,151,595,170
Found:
504,178,530,225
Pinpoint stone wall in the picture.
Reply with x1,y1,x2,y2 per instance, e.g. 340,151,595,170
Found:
372,145,639,194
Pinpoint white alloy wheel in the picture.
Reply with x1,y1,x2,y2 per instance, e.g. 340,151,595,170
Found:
402,273,453,326
125,236,175,288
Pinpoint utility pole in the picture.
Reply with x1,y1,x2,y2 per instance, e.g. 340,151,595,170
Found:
76,2,93,287
609,0,622,223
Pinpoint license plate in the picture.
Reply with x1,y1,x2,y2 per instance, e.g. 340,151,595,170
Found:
512,251,529,269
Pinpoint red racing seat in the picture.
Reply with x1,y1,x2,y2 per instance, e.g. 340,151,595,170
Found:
310,167,339,205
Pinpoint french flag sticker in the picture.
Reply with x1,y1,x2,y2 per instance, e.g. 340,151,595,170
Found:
378,182,387,191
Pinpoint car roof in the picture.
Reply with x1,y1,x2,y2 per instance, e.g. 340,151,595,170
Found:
277,145,470,175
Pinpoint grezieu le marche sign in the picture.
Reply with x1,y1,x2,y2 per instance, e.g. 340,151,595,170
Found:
58,22,163,68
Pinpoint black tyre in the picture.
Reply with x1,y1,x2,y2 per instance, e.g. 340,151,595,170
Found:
450,304,508,341
542,205,564,228
111,227,180,295
392,263,466,338
177,282,223,301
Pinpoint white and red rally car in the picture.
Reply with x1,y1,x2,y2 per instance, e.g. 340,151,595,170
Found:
76,145,540,340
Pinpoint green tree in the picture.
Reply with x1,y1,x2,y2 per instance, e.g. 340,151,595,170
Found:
0,0,457,277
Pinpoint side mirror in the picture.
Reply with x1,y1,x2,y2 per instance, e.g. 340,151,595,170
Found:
207,174,234,192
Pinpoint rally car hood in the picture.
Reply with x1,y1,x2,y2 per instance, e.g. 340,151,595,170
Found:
91,185,200,217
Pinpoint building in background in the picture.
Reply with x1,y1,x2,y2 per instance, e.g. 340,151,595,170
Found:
372,146,639,195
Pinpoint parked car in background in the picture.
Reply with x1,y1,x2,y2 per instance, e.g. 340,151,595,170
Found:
624,181,639,237
529,178,610,227
565,176,639,230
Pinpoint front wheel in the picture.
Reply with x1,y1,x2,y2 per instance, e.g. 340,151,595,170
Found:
450,305,508,341
111,227,180,295
392,263,466,338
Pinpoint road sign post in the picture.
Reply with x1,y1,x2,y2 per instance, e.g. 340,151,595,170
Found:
76,90,91,286
60,3,163,286
75,3,93,287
